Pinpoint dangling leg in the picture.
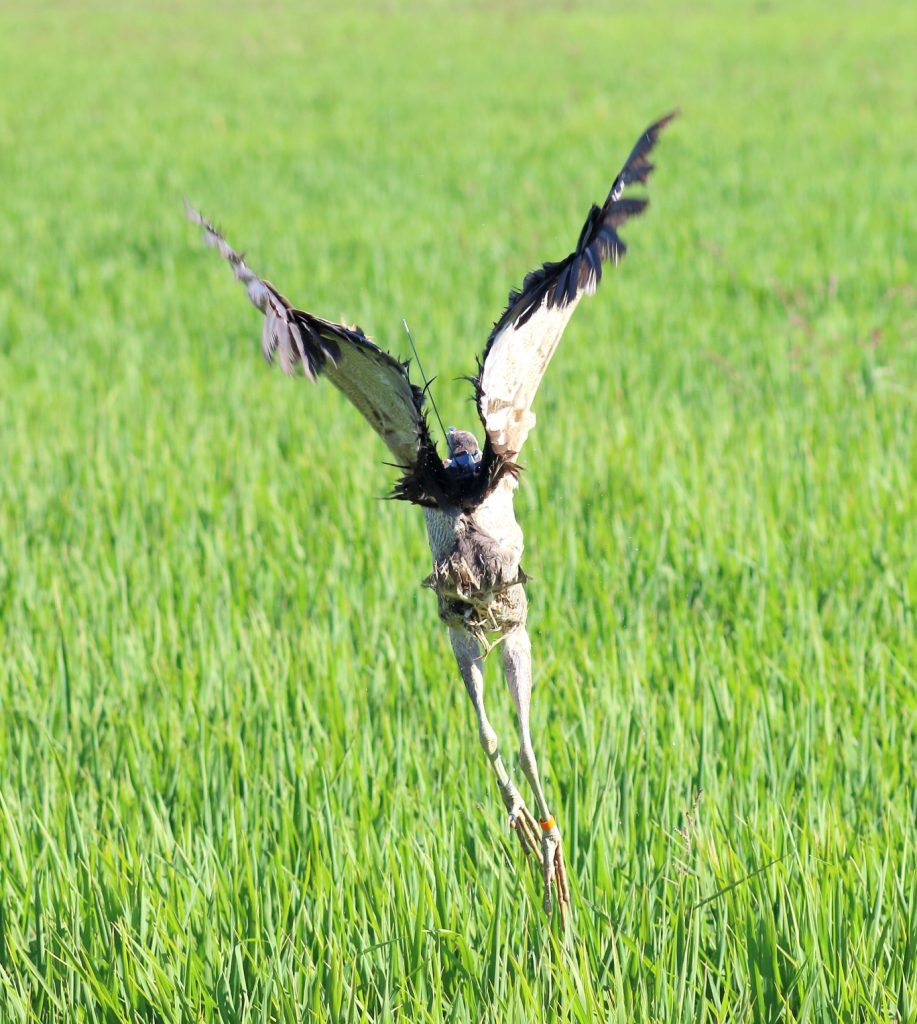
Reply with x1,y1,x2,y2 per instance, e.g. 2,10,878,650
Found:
501,625,571,923
449,627,542,865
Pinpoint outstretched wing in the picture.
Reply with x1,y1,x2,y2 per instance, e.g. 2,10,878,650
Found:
473,112,675,458
185,201,431,471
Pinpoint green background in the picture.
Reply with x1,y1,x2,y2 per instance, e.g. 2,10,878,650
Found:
0,1,915,1020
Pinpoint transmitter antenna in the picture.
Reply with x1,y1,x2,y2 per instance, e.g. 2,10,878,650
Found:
402,319,449,448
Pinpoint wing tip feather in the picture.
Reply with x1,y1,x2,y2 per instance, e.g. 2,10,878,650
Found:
474,110,675,455
484,109,675,343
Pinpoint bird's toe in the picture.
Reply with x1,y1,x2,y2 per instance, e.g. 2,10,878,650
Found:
540,824,571,928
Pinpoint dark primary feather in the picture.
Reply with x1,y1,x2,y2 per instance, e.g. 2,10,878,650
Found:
483,111,675,350
472,111,676,458
185,201,434,474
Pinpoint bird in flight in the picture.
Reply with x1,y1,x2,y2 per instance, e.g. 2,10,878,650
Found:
186,112,674,925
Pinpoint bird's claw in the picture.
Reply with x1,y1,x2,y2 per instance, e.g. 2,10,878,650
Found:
540,824,571,928
499,782,570,926
508,807,543,866
499,782,543,866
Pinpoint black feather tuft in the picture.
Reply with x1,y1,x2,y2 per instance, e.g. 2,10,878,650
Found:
390,433,520,511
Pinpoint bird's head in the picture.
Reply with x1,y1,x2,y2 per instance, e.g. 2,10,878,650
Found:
445,427,483,476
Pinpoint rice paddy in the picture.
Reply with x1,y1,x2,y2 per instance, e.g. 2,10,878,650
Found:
0,1,915,1019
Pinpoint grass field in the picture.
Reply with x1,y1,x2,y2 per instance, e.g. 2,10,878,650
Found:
1,1,916,1020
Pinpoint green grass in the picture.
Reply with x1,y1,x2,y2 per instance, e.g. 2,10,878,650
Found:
1,0,916,1020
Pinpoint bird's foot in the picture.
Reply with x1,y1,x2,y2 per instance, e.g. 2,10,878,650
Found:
498,781,543,866
539,820,571,929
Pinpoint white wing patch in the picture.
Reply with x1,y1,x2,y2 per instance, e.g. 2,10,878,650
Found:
478,297,581,455
473,113,674,462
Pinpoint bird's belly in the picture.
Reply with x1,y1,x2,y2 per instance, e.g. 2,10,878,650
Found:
422,495,526,637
